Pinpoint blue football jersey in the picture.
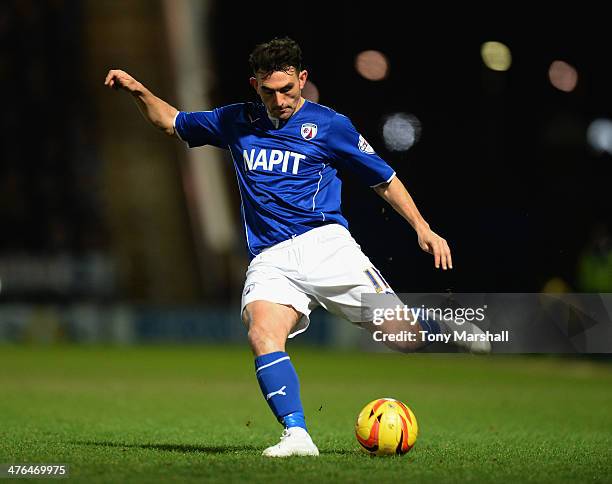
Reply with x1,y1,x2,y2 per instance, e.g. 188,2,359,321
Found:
174,100,395,258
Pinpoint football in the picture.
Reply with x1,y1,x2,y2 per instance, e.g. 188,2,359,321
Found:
355,398,418,456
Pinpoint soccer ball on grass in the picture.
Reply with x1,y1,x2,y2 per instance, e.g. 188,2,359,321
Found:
355,397,418,456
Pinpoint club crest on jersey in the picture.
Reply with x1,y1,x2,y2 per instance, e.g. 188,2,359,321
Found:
358,134,375,154
301,123,318,140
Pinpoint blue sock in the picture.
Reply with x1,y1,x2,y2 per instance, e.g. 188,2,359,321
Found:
255,351,307,430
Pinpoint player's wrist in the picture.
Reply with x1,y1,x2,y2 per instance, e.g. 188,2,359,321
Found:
413,220,430,233
128,81,146,96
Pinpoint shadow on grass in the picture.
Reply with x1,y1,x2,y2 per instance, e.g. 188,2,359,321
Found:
73,440,360,457
72,440,258,454
321,449,360,456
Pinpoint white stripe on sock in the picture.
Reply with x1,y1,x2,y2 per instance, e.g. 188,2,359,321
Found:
256,356,290,373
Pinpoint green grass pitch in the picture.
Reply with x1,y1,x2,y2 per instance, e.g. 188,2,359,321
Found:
1,345,611,483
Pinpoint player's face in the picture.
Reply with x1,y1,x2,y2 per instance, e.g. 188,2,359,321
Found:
251,68,308,120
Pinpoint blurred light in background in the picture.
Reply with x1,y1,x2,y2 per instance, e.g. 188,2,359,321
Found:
548,60,578,92
355,50,390,81
302,80,320,102
382,113,422,151
481,41,512,71
587,118,612,154
541,276,571,293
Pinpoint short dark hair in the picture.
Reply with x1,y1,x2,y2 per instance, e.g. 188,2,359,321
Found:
248,37,302,77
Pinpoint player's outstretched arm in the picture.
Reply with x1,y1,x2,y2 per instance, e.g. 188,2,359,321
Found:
374,176,453,270
104,69,178,136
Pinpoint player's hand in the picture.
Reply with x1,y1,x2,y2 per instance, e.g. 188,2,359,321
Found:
104,69,140,93
416,226,453,270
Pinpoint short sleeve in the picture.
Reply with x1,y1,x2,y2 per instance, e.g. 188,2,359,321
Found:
174,107,228,149
328,113,395,187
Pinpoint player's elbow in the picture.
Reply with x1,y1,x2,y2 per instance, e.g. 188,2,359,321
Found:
159,109,179,137
162,125,176,137
373,182,390,197
153,118,176,137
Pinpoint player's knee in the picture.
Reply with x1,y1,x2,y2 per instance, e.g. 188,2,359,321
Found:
242,300,274,328
247,323,267,346
242,301,297,353
247,322,285,352
243,307,279,348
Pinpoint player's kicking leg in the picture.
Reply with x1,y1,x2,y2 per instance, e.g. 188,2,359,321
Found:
243,300,319,457
302,224,491,355
361,300,491,354
418,312,492,354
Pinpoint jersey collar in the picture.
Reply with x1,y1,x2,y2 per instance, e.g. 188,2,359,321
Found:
254,99,309,131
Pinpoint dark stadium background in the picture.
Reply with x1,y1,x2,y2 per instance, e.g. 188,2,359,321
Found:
209,5,611,294
0,1,610,335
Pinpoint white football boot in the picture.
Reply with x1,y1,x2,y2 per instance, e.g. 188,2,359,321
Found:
438,318,492,354
261,427,319,457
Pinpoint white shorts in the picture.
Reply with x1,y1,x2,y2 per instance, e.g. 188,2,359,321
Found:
241,224,395,338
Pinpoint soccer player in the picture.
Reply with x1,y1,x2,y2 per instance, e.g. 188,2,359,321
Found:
105,37,488,457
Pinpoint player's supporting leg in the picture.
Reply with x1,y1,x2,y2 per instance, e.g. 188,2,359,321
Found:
242,300,319,457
